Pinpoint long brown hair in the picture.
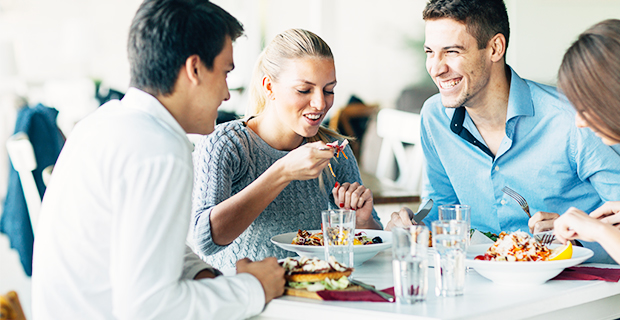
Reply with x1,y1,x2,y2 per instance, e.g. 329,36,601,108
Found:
558,19,620,142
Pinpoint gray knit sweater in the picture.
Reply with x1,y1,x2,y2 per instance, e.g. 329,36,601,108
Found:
191,120,380,269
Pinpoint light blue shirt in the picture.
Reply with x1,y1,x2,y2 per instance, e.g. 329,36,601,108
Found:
420,67,620,263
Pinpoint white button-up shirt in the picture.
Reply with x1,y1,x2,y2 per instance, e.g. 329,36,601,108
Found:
32,88,265,319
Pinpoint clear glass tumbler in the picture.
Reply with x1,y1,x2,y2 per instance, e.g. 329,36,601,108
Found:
392,225,429,304
431,220,467,297
321,209,356,267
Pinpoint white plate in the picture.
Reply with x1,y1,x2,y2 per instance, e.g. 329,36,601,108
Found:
465,244,594,286
270,229,391,266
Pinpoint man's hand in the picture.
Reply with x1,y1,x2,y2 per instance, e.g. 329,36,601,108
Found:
528,211,560,234
385,207,417,231
236,257,285,304
194,269,218,280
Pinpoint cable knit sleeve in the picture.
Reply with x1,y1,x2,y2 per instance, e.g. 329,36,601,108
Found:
191,122,249,256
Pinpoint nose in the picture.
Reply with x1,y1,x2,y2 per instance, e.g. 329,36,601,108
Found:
427,54,448,78
574,112,587,128
223,83,231,102
310,91,326,110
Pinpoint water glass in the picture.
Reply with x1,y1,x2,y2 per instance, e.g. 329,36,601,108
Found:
431,220,467,297
321,209,356,267
392,226,429,304
438,204,471,244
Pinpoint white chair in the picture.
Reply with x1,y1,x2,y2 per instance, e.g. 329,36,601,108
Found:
375,108,425,194
6,132,41,234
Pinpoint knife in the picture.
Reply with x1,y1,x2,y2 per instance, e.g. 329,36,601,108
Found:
412,199,433,224
349,279,394,302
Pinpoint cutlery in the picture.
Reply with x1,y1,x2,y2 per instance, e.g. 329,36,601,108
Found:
349,279,394,302
412,199,433,224
501,186,531,218
534,230,556,245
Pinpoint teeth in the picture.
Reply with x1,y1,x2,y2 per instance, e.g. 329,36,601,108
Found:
305,114,321,120
441,79,461,89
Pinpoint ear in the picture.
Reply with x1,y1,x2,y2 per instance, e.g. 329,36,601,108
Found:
184,54,202,85
262,75,275,100
488,33,506,63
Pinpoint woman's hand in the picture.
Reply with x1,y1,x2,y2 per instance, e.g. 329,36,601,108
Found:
590,201,620,229
332,182,379,229
276,141,333,182
554,207,604,243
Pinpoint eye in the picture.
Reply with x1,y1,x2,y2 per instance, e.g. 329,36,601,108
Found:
297,89,310,94
324,90,335,95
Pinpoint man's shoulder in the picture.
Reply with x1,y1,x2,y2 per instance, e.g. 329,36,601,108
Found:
420,93,444,116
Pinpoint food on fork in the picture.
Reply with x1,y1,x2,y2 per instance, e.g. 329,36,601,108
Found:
475,231,552,261
291,229,382,246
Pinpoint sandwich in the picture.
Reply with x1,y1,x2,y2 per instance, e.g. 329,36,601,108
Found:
280,256,362,299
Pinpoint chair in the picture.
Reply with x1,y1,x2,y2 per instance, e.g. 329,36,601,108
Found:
0,291,26,320
6,133,40,234
374,108,425,194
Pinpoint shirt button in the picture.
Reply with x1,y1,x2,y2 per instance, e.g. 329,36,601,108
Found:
501,199,507,205
494,166,500,171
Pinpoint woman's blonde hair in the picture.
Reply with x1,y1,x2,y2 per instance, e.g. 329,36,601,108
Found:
246,28,347,144
246,28,351,189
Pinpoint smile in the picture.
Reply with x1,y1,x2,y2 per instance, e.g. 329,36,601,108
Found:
439,78,462,89
304,113,322,120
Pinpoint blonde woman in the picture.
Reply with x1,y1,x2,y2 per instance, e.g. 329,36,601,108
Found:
192,29,381,269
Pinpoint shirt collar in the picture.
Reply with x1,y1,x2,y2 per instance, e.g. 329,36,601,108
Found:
121,87,193,149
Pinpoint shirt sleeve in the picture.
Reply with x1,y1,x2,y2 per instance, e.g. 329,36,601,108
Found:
191,126,247,257
110,155,264,320
334,139,381,227
420,112,459,224
571,124,620,202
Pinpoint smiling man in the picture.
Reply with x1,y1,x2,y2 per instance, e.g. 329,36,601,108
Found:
386,0,620,263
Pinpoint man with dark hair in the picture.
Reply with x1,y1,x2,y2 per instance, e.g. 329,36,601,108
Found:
386,0,620,263
31,0,284,318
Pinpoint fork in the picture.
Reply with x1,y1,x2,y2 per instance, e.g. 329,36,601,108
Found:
501,186,531,218
534,230,556,245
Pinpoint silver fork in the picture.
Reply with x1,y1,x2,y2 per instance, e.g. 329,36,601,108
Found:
534,230,556,245
501,186,531,218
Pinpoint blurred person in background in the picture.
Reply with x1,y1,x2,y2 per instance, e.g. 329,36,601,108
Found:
191,28,382,270
554,19,620,264
31,0,284,319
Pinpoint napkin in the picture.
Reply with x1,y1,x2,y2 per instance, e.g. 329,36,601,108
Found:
552,267,620,282
317,287,395,302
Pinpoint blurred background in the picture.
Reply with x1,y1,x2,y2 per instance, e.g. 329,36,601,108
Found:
1,0,620,317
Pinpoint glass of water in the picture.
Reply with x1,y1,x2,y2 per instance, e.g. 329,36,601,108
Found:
431,220,467,297
438,204,471,245
392,225,429,304
321,209,356,267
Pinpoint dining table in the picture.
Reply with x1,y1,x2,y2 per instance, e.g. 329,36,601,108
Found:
250,249,620,320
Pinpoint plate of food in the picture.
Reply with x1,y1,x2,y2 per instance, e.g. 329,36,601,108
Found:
465,231,593,286
271,229,391,266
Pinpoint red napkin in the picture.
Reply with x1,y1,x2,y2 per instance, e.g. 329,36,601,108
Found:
552,267,620,282
317,287,395,302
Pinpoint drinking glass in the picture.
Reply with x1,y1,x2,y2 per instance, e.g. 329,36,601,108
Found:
321,209,356,267
431,220,468,297
392,226,429,304
438,204,471,244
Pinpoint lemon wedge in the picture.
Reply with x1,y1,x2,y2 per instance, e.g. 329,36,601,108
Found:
549,242,573,261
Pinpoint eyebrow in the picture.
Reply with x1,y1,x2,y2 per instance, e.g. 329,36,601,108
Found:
296,80,337,86
424,45,466,51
